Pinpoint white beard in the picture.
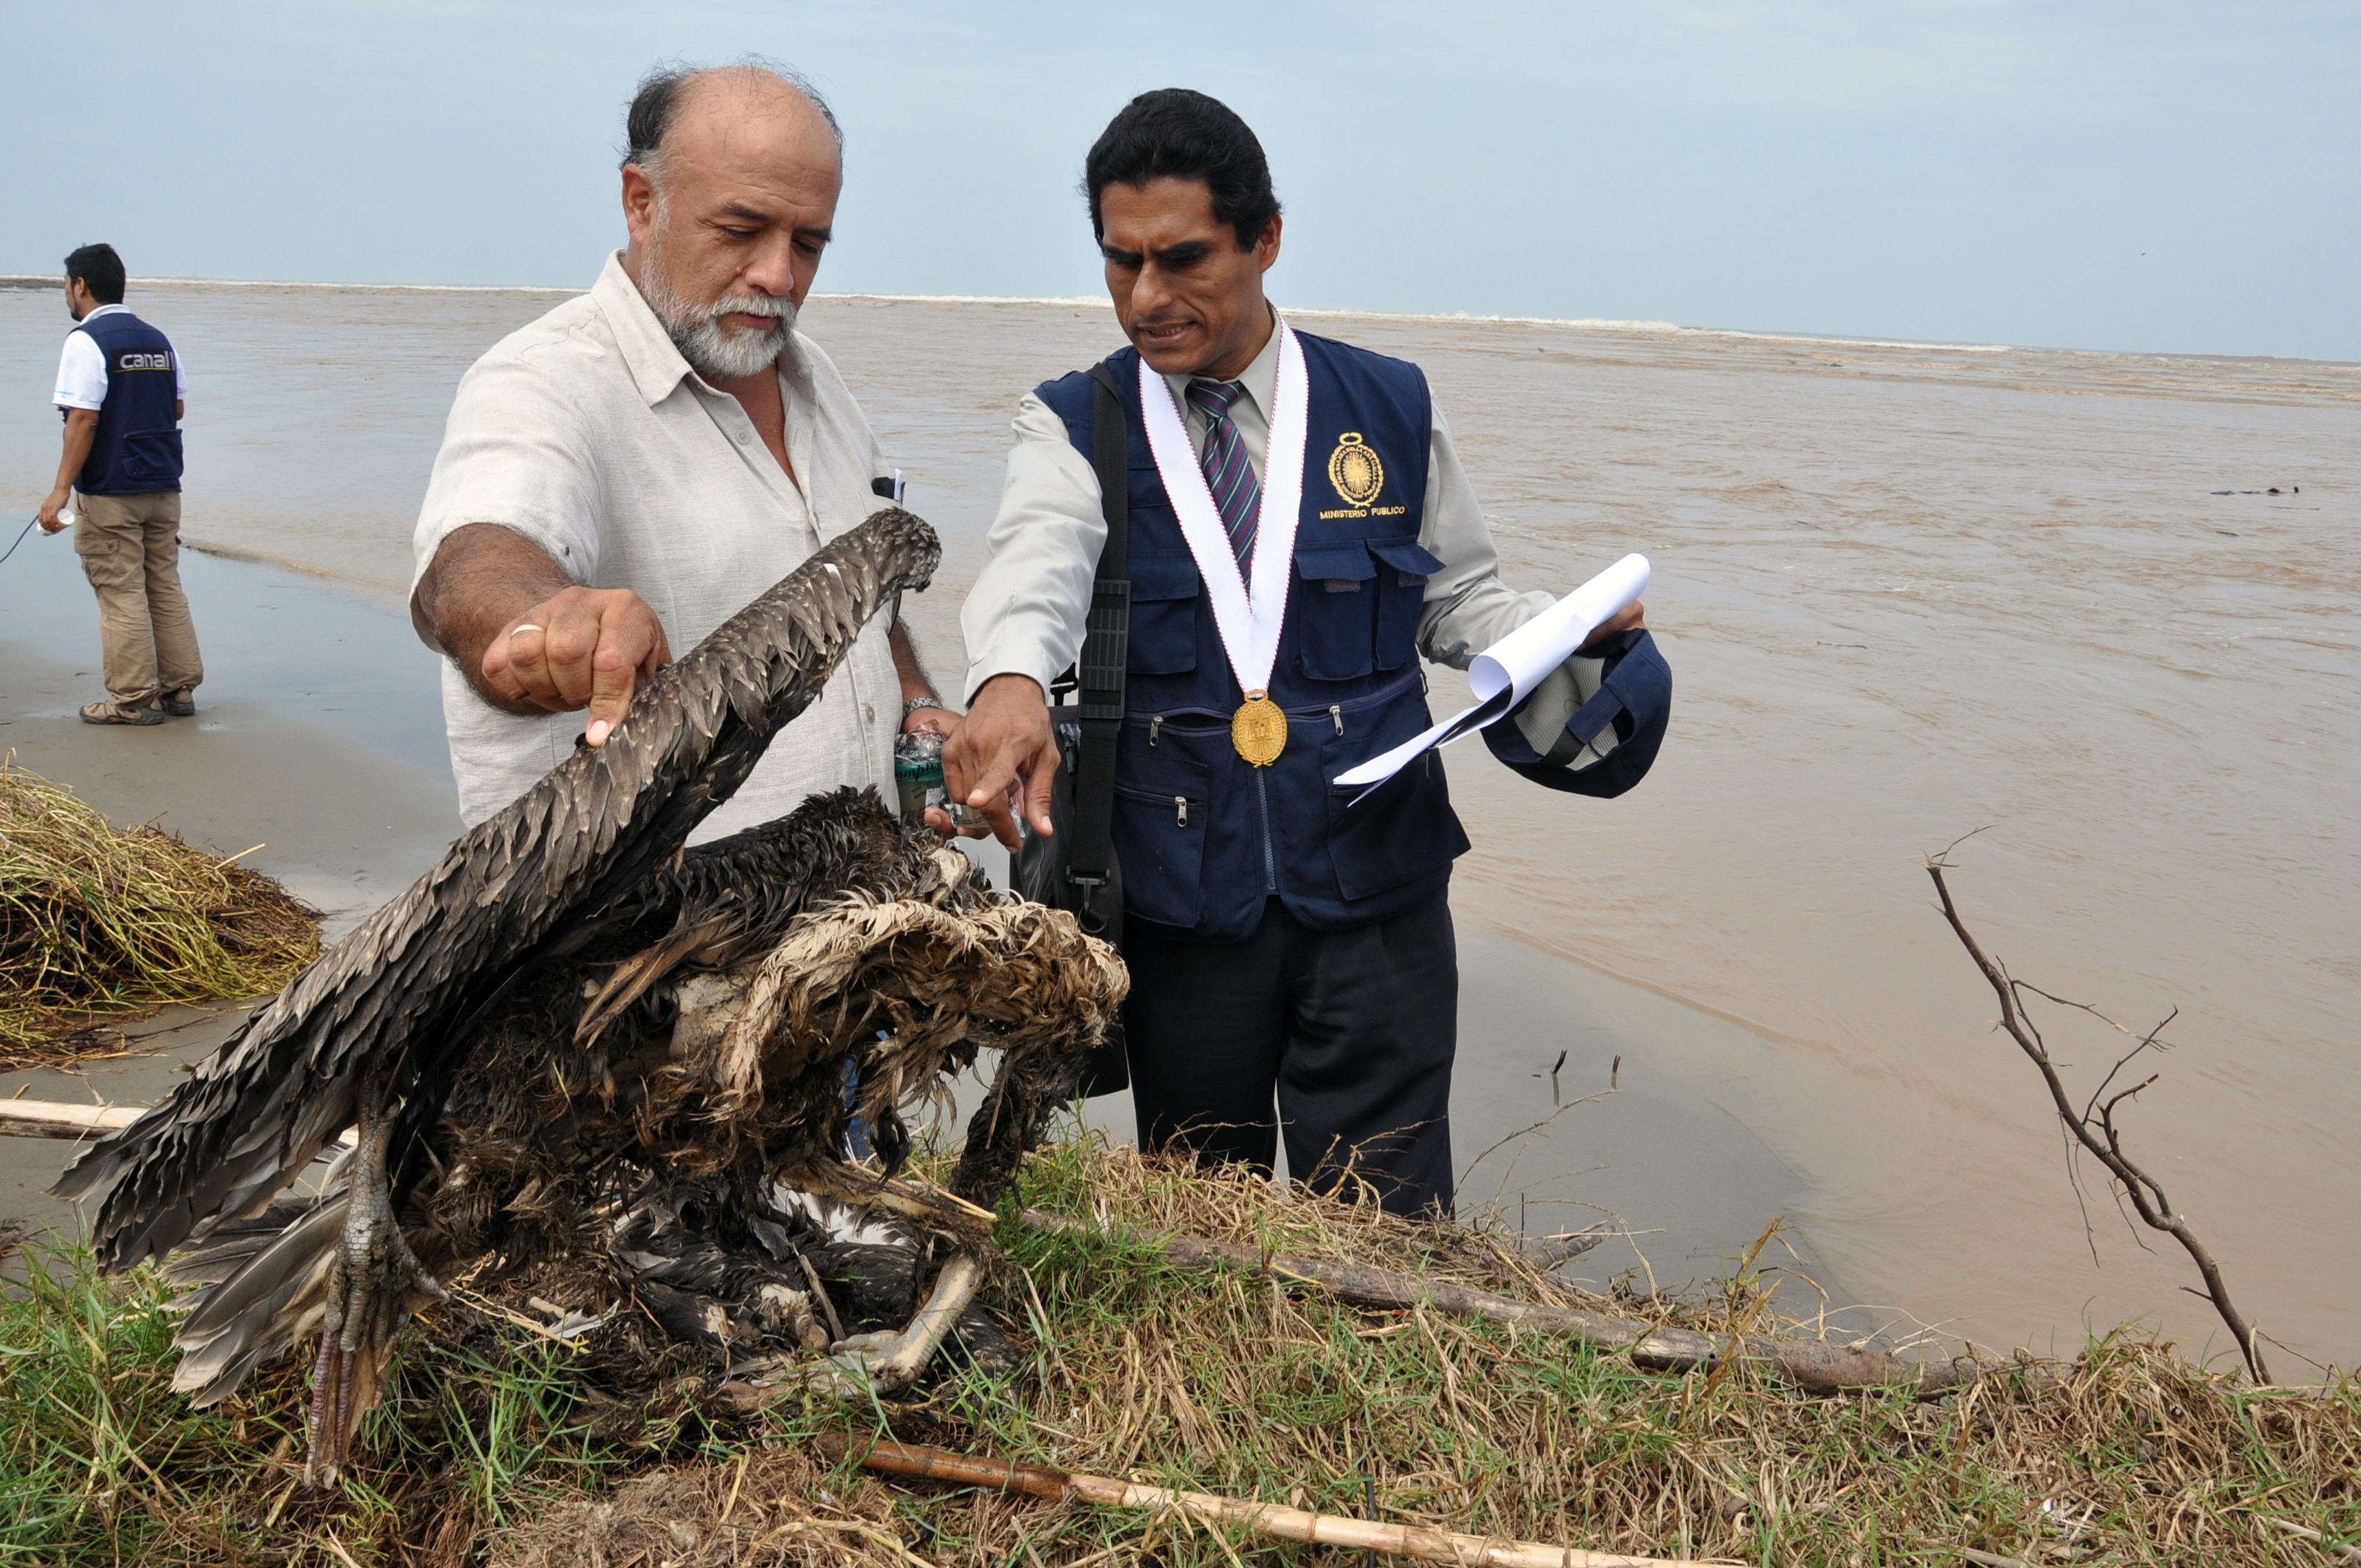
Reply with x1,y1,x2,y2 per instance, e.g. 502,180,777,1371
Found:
640,234,797,382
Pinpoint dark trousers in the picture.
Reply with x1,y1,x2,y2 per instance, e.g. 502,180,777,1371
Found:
1123,892,1458,1216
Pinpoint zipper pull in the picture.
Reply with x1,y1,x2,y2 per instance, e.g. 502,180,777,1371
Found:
1330,704,1343,736
1150,716,1163,747
1174,796,1189,827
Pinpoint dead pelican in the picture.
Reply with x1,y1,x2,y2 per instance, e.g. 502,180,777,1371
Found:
54,509,1125,1481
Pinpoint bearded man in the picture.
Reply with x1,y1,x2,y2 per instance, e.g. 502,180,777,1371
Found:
410,62,947,836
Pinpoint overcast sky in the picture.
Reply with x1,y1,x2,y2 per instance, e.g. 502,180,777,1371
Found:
7,1,2354,360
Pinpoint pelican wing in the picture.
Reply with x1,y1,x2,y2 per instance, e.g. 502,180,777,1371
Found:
54,509,940,1269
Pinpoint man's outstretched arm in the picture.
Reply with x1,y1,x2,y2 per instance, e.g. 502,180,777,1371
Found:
943,392,1106,850
416,522,672,747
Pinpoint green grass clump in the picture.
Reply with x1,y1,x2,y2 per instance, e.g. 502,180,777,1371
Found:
0,1241,268,1559
0,758,319,1061
0,1244,627,1566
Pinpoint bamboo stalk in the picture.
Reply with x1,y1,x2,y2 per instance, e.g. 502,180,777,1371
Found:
0,1101,142,1139
0,1097,357,1150
1022,1208,1962,1395
828,1436,1730,1567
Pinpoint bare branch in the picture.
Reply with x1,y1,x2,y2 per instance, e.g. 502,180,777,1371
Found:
2083,1012,2175,1125
1924,858,2268,1383
1927,824,1997,865
2098,1075,2159,1130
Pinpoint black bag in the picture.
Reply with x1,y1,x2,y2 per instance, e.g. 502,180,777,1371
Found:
1012,362,1132,1096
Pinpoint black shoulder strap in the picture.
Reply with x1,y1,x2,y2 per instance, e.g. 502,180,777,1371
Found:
1088,361,1131,585
1062,362,1130,935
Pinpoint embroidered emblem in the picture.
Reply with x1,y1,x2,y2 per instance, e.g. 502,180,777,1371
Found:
1326,432,1385,509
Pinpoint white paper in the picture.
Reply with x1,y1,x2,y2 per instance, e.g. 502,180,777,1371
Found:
1330,553,1651,796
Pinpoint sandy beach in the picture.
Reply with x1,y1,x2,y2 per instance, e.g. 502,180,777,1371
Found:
3,278,2355,1371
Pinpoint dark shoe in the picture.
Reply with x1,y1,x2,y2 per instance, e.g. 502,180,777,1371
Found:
80,700,166,727
162,687,196,718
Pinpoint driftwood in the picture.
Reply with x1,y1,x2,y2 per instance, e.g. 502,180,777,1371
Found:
1926,859,2270,1384
827,1435,1730,1567
1020,1208,1962,1395
1521,1224,1614,1268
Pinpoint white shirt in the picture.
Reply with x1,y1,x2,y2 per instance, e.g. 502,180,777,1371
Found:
54,303,188,410
960,315,1611,758
410,252,904,840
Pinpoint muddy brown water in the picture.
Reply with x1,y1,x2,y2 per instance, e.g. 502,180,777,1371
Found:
3,280,2354,1369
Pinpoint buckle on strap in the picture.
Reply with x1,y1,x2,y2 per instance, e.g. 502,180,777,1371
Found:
1065,870,1113,935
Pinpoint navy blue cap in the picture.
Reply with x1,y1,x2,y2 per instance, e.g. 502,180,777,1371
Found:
1479,628,1671,798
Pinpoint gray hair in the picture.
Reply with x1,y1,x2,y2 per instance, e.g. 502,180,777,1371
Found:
621,57,842,187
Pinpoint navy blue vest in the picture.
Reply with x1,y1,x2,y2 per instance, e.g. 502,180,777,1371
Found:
72,311,184,496
1037,332,1470,943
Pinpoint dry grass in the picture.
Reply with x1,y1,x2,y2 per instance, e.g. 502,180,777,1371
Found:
0,758,319,1062
4,1131,2355,1566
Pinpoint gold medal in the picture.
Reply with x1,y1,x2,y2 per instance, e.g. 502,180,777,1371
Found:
1231,691,1287,767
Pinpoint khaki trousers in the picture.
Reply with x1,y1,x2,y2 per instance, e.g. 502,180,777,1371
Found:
73,491,204,711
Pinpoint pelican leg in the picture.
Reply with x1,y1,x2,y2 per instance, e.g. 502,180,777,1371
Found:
304,1089,445,1487
722,1251,984,1408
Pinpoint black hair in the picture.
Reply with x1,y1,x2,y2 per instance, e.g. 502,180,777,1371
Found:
622,58,842,175
63,243,126,305
1084,89,1281,250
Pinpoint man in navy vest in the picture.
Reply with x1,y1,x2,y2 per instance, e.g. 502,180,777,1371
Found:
946,91,1670,1216
37,243,203,727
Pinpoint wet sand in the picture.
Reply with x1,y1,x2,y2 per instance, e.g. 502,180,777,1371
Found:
0,1006,255,1249
0,542,460,926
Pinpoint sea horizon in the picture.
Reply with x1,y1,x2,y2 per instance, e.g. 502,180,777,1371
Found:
7,272,2357,370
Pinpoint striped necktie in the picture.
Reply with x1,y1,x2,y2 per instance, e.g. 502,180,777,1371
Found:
1186,378,1263,570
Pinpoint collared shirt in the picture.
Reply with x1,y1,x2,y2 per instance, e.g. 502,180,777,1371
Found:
55,303,188,410
410,251,902,839
960,311,1608,755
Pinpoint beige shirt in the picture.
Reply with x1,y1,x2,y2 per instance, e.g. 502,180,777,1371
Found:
410,252,903,838
960,316,1611,761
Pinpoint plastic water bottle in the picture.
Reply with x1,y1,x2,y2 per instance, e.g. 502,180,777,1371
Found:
893,730,947,826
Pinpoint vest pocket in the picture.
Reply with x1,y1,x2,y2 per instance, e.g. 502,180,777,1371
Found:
1291,542,1377,680
1366,537,1445,671
1112,758,1212,929
119,429,184,490
1126,551,1201,676
1321,736,1469,903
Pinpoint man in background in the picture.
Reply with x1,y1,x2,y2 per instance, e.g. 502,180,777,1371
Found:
37,243,203,727
410,61,950,838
